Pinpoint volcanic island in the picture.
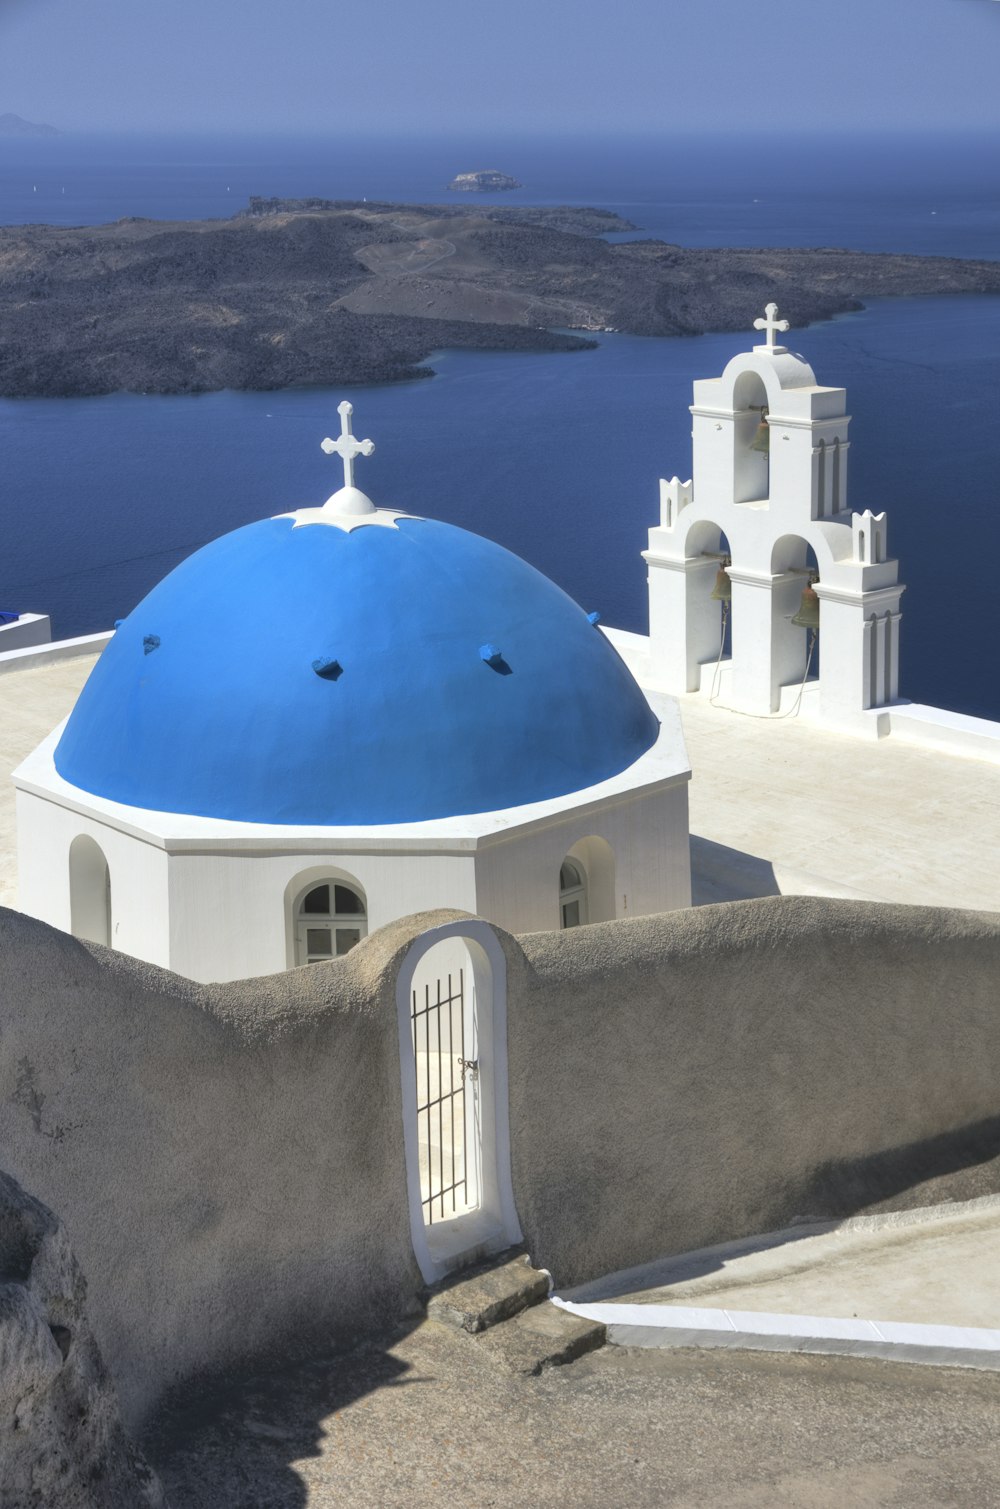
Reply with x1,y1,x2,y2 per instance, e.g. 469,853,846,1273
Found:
2,196,999,395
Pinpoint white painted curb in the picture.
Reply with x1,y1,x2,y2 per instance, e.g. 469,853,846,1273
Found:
550,1297,1000,1371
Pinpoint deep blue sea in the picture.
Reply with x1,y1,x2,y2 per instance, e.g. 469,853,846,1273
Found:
2,132,999,717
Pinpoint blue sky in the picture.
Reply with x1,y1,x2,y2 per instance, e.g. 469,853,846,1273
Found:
1,0,998,135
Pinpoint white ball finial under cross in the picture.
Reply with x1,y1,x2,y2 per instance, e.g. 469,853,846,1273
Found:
753,302,790,353
321,400,375,490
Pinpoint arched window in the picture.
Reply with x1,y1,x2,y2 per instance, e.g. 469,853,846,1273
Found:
293,880,367,965
69,834,112,947
559,859,588,930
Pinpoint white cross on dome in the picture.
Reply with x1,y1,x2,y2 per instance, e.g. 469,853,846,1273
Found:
321,401,375,490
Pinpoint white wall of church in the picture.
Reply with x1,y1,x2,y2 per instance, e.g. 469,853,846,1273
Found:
474,781,691,934
16,779,691,983
14,690,691,983
165,849,481,982
16,789,172,968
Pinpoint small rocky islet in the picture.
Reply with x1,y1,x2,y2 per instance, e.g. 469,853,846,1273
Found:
1,196,999,396
447,169,522,191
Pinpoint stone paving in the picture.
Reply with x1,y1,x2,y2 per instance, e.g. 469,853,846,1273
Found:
675,684,1000,913
150,1317,1000,1508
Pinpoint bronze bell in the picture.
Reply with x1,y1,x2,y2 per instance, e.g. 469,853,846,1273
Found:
710,564,732,603
791,579,820,631
750,406,770,454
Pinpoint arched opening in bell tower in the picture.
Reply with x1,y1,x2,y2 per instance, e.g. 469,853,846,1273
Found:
771,535,821,707
732,371,770,506
685,519,733,692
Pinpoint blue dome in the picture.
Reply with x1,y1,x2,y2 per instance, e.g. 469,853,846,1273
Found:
55,514,659,825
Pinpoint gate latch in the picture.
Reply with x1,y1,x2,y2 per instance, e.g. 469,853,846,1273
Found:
458,1057,479,1080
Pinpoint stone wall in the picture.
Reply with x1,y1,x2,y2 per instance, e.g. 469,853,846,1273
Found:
2,896,999,1430
505,897,1000,1284
0,906,427,1429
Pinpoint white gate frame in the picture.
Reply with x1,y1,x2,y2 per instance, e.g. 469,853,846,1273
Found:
396,919,521,1283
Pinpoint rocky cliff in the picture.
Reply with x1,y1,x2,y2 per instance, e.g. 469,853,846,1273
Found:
0,1169,164,1508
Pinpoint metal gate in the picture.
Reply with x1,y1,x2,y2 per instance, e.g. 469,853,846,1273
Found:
410,966,479,1224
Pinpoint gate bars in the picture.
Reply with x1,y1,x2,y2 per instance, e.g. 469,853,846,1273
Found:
410,969,474,1223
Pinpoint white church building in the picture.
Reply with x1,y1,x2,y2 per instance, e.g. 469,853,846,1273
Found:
13,401,692,983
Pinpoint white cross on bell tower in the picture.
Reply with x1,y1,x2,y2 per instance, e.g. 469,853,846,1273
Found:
753,302,790,354
321,400,375,490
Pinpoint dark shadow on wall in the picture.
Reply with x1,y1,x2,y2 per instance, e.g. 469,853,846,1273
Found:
796,1113,1000,1223
566,1114,1000,1304
145,1318,428,1509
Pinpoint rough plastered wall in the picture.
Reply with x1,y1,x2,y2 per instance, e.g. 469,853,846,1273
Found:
0,906,439,1430
2,896,1000,1429
505,896,1000,1286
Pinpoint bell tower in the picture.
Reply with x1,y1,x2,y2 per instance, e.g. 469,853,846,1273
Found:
645,306,904,729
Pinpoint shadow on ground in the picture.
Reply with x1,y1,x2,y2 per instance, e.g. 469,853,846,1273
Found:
145,1315,1000,1509
146,1320,426,1509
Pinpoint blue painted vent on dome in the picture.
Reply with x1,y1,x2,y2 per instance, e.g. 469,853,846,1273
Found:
479,643,511,675
54,514,659,825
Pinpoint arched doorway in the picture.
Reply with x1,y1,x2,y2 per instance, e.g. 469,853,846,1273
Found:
68,834,112,947
397,921,520,1282
292,877,367,965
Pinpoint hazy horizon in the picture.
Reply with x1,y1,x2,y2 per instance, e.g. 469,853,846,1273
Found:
1,0,998,137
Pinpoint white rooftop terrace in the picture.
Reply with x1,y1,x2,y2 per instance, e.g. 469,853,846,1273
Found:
3,637,1000,918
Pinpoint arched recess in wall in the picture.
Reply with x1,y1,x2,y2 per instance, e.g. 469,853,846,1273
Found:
732,370,770,505
562,836,616,927
69,834,112,947
285,867,368,968
396,920,520,1283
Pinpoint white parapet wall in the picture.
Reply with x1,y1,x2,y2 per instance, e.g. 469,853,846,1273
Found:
0,629,113,677
886,703,1000,763
0,613,52,655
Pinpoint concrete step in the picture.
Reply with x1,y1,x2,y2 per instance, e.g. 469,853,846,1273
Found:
426,1249,550,1334
475,1301,607,1376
